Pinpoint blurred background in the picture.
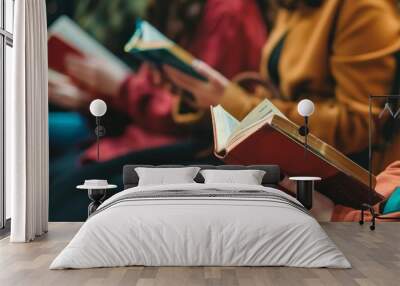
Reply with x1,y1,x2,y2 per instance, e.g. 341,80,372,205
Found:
46,0,400,221
46,0,272,221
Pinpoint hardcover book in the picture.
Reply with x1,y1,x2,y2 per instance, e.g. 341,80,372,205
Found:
211,99,383,209
48,16,131,76
124,19,206,81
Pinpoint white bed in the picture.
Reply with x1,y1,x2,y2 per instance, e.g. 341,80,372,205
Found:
50,181,350,269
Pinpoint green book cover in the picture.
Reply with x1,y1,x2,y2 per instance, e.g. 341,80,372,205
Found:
124,19,206,81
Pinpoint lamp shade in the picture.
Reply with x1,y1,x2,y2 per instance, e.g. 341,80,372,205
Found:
297,99,315,117
89,99,107,117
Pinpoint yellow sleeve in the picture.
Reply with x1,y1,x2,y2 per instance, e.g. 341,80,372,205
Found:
273,0,400,155
172,82,266,124
218,83,266,120
171,95,205,125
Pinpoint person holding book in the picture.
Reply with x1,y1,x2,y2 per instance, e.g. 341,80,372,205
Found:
164,0,400,222
50,0,268,163
47,0,150,158
49,0,269,221
164,0,400,172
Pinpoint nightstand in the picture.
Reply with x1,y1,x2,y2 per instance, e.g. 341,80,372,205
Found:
77,180,117,216
289,177,321,210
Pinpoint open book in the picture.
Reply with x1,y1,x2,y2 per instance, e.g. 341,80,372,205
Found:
211,99,383,209
124,19,206,81
212,99,287,154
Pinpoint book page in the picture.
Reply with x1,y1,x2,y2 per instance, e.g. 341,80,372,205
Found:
125,20,206,81
125,20,173,51
212,105,240,152
228,99,287,143
141,20,173,44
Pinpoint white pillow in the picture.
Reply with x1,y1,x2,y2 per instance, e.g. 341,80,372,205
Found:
135,167,200,186
200,169,266,185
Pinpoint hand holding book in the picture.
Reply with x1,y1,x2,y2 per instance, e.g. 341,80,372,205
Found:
125,19,231,109
65,55,127,98
48,16,131,108
163,60,228,108
48,70,91,110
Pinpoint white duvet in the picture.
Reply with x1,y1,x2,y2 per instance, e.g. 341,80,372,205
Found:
50,183,350,269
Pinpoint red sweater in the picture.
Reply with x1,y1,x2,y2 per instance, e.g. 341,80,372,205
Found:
82,0,267,162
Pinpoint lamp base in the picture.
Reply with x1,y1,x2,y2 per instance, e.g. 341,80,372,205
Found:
95,125,106,137
299,125,309,136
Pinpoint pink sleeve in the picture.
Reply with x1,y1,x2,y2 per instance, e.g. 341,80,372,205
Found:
109,0,267,129
112,65,177,133
189,0,267,79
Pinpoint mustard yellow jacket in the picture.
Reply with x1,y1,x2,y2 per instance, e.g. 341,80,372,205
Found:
174,0,400,170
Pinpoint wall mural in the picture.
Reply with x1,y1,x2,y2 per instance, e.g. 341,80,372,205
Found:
46,0,400,223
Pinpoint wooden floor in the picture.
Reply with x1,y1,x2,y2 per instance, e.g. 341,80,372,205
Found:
0,222,399,286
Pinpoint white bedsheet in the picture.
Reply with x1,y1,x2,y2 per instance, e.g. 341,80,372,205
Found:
50,183,350,269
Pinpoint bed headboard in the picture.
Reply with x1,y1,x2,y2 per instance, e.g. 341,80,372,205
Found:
123,165,281,189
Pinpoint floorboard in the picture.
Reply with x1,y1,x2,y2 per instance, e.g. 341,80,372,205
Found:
0,222,399,286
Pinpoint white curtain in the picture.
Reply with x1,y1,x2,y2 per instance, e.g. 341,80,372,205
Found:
7,0,49,242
